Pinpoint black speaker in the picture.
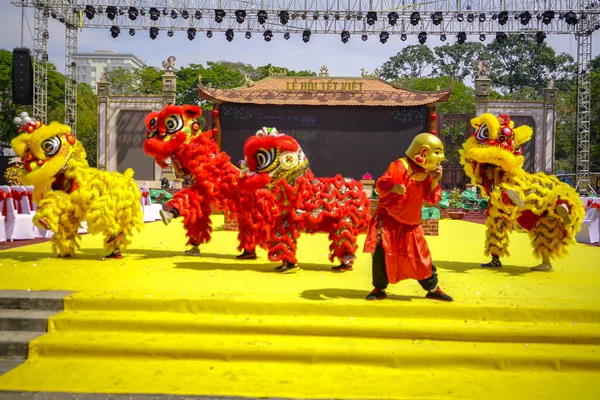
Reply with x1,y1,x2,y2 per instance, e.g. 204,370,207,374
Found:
12,48,33,105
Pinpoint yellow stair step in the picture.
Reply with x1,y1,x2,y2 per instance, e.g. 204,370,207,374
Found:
28,330,600,372
49,310,600,345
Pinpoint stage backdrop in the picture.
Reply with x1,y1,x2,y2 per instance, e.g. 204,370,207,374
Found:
116,110,155,180
220,104,428,181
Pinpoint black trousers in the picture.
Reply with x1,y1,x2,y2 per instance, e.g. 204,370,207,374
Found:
372,244,438,291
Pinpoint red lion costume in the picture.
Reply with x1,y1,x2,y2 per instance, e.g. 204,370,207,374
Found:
143,105,274,257
239,127,371,273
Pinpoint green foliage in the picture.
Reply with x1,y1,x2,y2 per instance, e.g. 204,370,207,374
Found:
0,49,20,142
393,76,475,114
440,189,487,210
105,66,162,95
422,205,440,220
432,42,486,82
381,45,436,80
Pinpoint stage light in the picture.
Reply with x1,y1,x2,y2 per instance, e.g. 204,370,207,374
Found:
245,31,252,39
258,10,268,24
139,8,145,16
410,12,421,26
536,31,546,43
181,10,189,19
235,10,246,23
498,11,508,25
226,29,234,42
162,8,168,16
214,9,226,23
284,32,290,40
362,33,368,41
128,7,138,21
302,30,311,43
496,32,507,42
456,13,464,22
263,30,273,42
400,33,407,41
110,26,120,38
313,13,319,20
171,9,178,19
84,6,95,20
150,7,160,21
440,33,447,41
388,12,399,25
51,12,57,19
542,11,555,25
479,33,486,41
206,30,213,38
334,13,340,20
341,30,350,43
323,14,329,21
467,13,474,22
187,28,196,40
129,28,135,36
479,13,486,22
44,8,50,18
431,12,443,26
150,27,159,40
194,10,202,19
345,13,351,20
520,11,532,25
279,11,290,25
564,11,578,25
301,13,307,20
106,6,117,20
291,13,297,19
356,13,363,21
379,31,389,44
519,33,526,40
418,31,427,44
367,12,378,25
167,30,174,37
43,30,49,40
457,31,467,44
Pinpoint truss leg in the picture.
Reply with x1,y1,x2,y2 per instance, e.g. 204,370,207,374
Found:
576,20,593,195
65,23,78,135
32,5,48,123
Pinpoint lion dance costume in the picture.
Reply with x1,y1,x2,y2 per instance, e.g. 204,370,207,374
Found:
239,127,371,273
143,105,273,258
10,113,144,258
460,113,585,271
363,133,453,302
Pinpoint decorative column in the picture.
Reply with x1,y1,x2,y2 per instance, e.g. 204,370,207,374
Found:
96,74,110,171
475,60,491,115
543,80,558,174
212,104,222,149
160,56,177,179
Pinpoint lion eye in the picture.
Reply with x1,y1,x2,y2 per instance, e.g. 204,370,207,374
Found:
255,148,277,171
164,115,183,133
476,125,489,142
41,137,61,157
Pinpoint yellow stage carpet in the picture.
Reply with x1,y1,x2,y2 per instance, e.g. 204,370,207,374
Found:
0,216,599,399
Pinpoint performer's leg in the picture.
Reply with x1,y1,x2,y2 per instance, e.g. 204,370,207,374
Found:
531,253,553,272
420,264,454,302
184,241,201,256
366,244,388,300
481,253,502,268
160,207,179,225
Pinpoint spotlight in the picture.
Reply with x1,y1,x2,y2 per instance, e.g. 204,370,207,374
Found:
519,33,526,40
51,12,57,19
410,12,421,25
257,10,268,24
226,29,234,42
110,26,120,38
206,30,213,38
128,7,138,20
362,33,368,41
467,13,474,22
171,9,178,19
418,31,427,44
150,7,160,21
334,13,340,20
139,8,145,16
341,30,350,43
479,33,486,41
245,31,252,39
313,13,319,20
564,11,578,25
106,6,117,20
431,12,443,26
129,28,135,36
496,32,507,42
302,30,311,43
388,12,399,25
214,9,225,23
356,12,363,21
279,11,290,25
536,31,546,43
498,11,508,25
149,27,159,40
379,31,389,44
440,33,447,41
456,13,464,22
323,14,329,21
187,28,196,40
400,33,407,41
519,11,532,25
263,30,273,42
194,10,202,19
181,10,189,19
284,32,290,40
235,10,246,23
479,13,486,22
44,8,49,18
84,6,95,20
301,13,307,20
367,12,378,25
167,30,174,37
457,31,467,44
292,13,297,19
542,11,555,25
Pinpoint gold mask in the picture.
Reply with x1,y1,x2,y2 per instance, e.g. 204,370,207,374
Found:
405,133,445,171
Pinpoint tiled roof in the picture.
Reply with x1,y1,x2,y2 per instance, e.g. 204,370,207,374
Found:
198,76,450,107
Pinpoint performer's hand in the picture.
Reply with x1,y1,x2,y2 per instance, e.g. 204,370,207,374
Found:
391,184,406,195
430,165,443,181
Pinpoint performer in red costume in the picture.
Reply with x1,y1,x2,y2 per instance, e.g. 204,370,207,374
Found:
364,133,453,302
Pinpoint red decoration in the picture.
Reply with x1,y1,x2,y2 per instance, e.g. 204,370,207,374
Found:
212,110,219,118
414,155,425,164
429,113,437,122
66,134,76,145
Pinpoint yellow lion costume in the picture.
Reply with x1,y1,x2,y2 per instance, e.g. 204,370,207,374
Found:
459,113,585,271
11,116,144,258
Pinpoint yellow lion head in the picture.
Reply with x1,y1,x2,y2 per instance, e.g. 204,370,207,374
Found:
460,113,533,179
11,121,87,185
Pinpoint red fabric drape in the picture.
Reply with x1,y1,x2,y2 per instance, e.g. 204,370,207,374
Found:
1,191,10,217
10,190,23,213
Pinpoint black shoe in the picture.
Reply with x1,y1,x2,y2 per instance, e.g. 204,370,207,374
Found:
481,257,502,268
277,261,297,273
236,249,257,260
366,288,387,301
425,287,453,302
106,232,124,244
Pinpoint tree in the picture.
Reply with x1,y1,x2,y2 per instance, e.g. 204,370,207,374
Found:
105,67,136,95
394,76,475,114
381,45,436,80
136,66,163,95
0,49,20,143
105,66,162,95
76,82,98,167
254,64,317,79
432,42,486,82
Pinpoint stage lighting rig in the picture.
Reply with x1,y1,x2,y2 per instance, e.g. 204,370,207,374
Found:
284,32,290,40
245,31,251,39
410,12,421,25
235,10,246,23
341,30,350,43
181,10,189,19
84,6,95,20
258,10,268,24
479,13,486,22
400,33,407,41
440,33,447,41
214,9,226,23
170,10,178,19
542,11,555,24
467,13,474,22
457,31,467,44
496,32,507,42
456,13,464,22
149,27,159,40
187,28,196,40
379,31,389,43
431,12,443,26
206,30,213,38
302,30,311,43
194,10,202,20
520,12,532,24
536,31,546,43
362,33,368,41
480,33,486,41
226,29,234,42
106,6,117,20
128,7,138,21
367,12,378,25
564,11,578,25
279,11,290,25
418,31,427,44
129,28,135,36
167,30,174,37
498,11,508,25
149,7,160,21
110,25,120,38
388,12,399,25
263,30,273,41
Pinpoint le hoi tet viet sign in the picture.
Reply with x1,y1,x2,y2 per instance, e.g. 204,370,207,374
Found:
285,79,365,93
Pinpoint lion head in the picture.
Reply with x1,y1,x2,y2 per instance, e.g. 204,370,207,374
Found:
239,127,309,192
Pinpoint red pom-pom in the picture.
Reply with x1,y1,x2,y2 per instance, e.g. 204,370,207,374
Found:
429,113,437,122
66,134,76,145
212,110,219,118
414,155,424,164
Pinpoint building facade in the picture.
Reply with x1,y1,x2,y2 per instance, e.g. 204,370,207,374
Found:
75,50,146,93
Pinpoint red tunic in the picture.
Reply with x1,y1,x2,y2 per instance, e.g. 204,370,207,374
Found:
363,158,442,283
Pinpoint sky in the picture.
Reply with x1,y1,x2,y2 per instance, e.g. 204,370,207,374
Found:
1,3,599,78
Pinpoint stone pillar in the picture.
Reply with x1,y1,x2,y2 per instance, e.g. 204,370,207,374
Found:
96,78,110,171
475,60,491,115
160,56,177,178
543,82,558,174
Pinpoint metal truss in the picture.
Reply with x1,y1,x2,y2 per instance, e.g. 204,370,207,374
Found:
32,4,48,124
65,24,79,135
11,0,600,192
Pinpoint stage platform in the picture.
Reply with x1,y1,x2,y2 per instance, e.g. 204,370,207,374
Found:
0,216,599,400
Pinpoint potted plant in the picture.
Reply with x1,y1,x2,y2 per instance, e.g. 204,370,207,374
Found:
447,188,467,220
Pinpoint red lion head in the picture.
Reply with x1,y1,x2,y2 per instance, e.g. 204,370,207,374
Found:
143,105,205,168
